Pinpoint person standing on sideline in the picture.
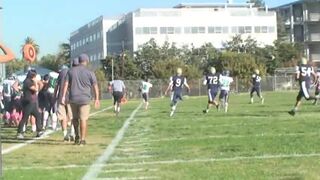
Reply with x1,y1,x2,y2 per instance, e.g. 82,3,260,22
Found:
61,54,100,146
54,62,76,142
288,57,317,116
165,68,190,117
140,78,152,110
250,69,264,104
219,70,234,113
17,70,43,139
110,77,126,115
202,67,221,113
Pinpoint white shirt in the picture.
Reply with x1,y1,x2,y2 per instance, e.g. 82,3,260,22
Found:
141,81,153,93
220,76,233,91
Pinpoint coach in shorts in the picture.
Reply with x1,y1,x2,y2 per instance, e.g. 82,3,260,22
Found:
61,54,100,146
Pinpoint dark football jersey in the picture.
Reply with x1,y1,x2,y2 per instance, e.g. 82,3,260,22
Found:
205,73,220,90
252,74,261,87
170,75,185,92
296,64,314,83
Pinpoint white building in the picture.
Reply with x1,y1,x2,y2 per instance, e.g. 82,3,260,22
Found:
70,16,118,62
107,2,277,55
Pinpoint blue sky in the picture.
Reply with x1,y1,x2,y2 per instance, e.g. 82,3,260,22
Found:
1,0,295,58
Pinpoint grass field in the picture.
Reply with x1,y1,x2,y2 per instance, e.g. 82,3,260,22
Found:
2,91,320,180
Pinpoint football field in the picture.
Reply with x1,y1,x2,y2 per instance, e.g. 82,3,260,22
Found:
2,91,320,179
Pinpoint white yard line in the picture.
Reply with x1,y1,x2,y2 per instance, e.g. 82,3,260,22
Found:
97,177,159,180
134,132,319,143
106,152,320,167
5,152,320,170
111,155,154,160
103,168,158,173
82,103,142,180
2,106,113,155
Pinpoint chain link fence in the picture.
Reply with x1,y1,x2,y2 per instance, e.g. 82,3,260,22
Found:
98,75,301,100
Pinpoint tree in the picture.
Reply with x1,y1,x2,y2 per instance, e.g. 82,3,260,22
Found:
39,54,58,71
5,59,29,77
247,0,265,7
56,43,71,66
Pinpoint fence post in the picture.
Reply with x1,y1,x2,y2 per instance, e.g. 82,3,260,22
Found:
236,76,239,93
198,79,201,96
274,75,276,91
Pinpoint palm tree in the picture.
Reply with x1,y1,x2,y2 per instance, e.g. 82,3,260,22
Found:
21,36,40,58
56,42,71,66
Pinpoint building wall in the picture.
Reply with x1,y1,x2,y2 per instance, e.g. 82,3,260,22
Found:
107,6,277,55
70,16,118,64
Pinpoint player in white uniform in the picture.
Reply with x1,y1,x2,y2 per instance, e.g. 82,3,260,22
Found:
140,79,153,110
219,70,233,113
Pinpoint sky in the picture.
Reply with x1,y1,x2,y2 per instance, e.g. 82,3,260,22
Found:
1,0,296,58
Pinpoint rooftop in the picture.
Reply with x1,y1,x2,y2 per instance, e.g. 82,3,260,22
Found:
173,2,255,9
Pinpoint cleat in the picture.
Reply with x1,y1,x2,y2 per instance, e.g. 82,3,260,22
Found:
170,111,174,117
69,136,75,142
36,131,44,138
203,110,208,114
288,110,295,116
17,133,24,139
261,98,264,105
74,136,80,145
64,136,70,142
79,140,86,146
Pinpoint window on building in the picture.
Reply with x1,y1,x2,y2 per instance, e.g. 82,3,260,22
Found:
261,26,268,33
223,26,229,33
231,26,237,33
191,27,198,34
136,27,143,34
97,32,101,39
245,26,252,33
93,34,96,41
150,27,157,34
167,27,174,34
208,27,215,33
215,27,222,34
184,27,191,34
238,26,245,34
86,37,89,43
82,39,85,45
143,27,150,34
254,26,261,33
268,26,275,33
160,27,166,34
199,27,206,34
174,27,181,34
90,35,93,42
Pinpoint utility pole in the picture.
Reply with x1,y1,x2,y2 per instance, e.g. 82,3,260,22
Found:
121,40,125,78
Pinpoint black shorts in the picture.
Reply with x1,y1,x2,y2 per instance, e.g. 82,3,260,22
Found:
171,91,183,104
142,93,148,102
219,90,229,102
250,86,261,97
297,81,311,101
208,89,218,103
113,91,124,105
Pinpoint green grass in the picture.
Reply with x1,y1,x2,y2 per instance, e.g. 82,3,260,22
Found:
2,92,320,179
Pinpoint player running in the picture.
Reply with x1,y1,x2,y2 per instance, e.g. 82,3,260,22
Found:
165,68,190,117
203,67,221,113
250,69,264,104
140,78,153,110
289,57,317,116
219,70,233,113
110,77,126,116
